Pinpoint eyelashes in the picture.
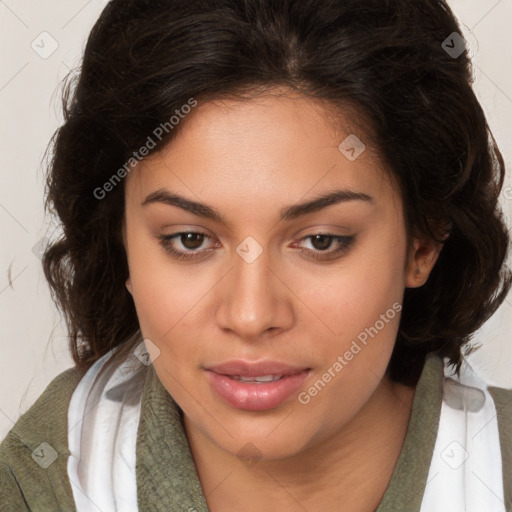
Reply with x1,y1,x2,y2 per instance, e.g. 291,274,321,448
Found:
158,231,217,260
157,231,355,262
296,233,355,260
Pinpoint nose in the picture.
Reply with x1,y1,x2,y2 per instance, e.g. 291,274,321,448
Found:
215,245,295,341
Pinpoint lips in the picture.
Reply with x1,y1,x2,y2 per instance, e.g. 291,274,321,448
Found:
205,360,311,411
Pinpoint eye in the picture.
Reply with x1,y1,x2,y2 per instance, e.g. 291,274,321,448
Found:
295,233,355,261
157,231,355,262
157,231,217,260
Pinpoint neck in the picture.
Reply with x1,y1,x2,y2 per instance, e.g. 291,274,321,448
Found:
185,376,416,512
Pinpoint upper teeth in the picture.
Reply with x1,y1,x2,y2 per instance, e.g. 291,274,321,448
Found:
234,375,282,383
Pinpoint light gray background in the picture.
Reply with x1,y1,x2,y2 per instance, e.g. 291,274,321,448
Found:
1,0,511,440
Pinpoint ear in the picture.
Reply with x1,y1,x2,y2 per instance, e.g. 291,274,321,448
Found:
126,276,133,295
405,237,443,288
122,218,133,295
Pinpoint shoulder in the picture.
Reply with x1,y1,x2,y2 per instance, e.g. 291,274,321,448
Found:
488,384,512,417
487,383,512,457
445,360,512,510
0,365,86,511
488,384,512,510
0,366,85,457
446,359,512,443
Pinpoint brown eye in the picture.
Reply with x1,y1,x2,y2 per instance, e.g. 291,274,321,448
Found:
310,234,335,251
296,233,355,261
180,232,206,250
157,231,216,260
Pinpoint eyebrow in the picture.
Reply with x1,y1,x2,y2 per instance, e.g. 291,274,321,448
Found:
141,188,374,223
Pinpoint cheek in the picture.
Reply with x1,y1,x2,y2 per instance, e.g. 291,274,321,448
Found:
298,230,406,342
289,230,407,421
124,226,196,347
293,267,404,435
129,265,208,357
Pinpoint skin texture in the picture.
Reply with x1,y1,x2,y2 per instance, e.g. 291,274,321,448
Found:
123,89,441,511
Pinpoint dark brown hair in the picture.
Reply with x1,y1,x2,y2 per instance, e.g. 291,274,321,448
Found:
43,0,511,386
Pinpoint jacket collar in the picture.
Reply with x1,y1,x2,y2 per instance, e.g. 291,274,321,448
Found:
136,364,210,511
135,354,444,511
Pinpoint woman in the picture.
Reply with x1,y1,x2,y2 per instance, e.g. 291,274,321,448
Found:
1,0,510,511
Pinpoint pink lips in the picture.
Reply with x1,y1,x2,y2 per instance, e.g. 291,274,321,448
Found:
205,360,311,411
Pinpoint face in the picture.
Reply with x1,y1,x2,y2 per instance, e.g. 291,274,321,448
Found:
123,90,438,461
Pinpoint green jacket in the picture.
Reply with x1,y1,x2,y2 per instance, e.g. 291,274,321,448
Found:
1,354,511,511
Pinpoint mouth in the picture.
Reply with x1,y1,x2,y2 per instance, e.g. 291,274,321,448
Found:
230,374,286,383
204,360,311,411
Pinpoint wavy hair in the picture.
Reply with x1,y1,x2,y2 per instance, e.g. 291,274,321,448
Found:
43,0,511,385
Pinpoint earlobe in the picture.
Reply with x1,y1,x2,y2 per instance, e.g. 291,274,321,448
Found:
126,277,133,295
122,219,133,295
405,237,442,288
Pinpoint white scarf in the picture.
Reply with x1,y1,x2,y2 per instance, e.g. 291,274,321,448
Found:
420,360,505,511
67,349,144,511
67,349,505,511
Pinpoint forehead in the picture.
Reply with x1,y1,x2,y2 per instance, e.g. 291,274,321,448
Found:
125,92,396,212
